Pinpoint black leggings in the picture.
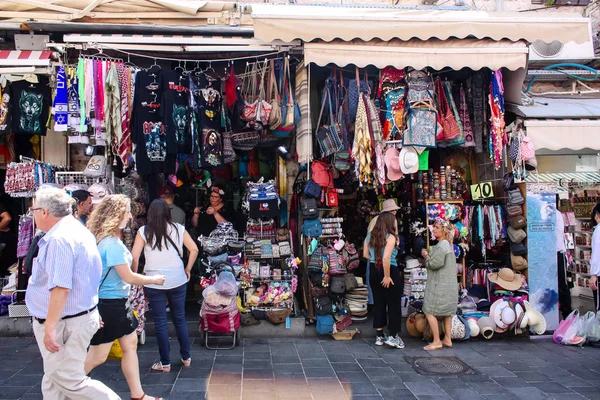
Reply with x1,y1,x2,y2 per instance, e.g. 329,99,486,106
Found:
369,263,403,336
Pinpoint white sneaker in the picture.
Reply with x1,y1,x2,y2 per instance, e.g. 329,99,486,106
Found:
375,335,386,346
385,335,405,349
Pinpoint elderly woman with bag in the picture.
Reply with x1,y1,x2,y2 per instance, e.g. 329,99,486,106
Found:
421,220,458,351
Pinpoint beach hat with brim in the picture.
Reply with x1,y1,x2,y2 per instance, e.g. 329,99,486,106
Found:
400,146,419,174
488,268,523,291
384,147,404,181
523,300,547,335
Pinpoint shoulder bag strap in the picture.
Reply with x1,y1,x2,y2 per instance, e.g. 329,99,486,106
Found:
165,232,183,259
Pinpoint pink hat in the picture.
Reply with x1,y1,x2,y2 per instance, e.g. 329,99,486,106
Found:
384,147,403,181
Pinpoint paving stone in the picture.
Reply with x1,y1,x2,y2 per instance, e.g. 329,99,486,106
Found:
379,389,416,399
514,371,552,382
442,388,486,400
303,367,336,378
341,381,380,395
507,387,551,400
491,377,530,388
300,358,331,368
530,381,574,394
331,362,364,372
404,381,448,396
174,378,209,391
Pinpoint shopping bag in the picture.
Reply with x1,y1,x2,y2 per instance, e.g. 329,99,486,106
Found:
586,312,600,343
107,340,123,361
554,310,584,346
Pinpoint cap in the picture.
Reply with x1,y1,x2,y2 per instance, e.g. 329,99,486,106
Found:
159,184,175,197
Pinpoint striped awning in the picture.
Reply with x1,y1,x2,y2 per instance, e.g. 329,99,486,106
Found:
0,50,53,66
525,172,600,191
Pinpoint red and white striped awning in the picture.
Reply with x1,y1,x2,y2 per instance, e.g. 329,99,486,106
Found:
0,50,53,66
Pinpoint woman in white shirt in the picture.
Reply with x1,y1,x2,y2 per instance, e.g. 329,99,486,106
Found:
588,203,600,311
131,200,198,372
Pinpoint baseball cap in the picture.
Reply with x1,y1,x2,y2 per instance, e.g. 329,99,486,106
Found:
159,184,175,197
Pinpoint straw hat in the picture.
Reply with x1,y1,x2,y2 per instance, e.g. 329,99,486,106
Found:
380,198,401,213
406,313,420,337
415,313,427,333
488,268,523,291
490,299,516,333
523,300,547,335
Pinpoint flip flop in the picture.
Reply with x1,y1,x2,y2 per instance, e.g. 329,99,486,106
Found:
423,344,443,351
151,362,171,372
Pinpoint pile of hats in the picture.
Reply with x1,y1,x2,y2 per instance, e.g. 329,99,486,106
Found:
470,298,546,340
345,277,369,321
505,187,528,271
404,259,427,299
384,146,420,183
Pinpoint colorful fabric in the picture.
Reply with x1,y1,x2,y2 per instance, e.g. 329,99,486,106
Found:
53,66,68,132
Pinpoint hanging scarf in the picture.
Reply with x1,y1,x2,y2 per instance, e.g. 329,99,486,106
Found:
471,72,484,154
76,58,87,133
489,70,506,170
117,64,131,164
460,85,474,148
53,65,68,132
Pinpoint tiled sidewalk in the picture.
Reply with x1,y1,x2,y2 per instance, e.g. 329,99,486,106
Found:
1,336,600,399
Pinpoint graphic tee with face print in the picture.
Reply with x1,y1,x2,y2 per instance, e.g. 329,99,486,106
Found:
10,77,50,135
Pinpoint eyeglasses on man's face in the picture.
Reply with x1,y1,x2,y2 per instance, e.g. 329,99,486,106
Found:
28,207,43,216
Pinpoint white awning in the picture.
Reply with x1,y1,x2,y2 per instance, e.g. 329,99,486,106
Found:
252,5,591,44
525,119,600,152
304,38,528,71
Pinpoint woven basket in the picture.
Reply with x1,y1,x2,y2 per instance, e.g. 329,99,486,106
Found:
332,329,360,341
231,130,260,151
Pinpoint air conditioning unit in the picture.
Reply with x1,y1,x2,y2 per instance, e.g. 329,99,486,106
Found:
529,39,594,61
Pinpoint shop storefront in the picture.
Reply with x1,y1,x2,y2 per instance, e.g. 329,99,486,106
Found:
0,2,595,343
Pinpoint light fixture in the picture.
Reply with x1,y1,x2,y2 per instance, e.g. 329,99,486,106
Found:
278,146,288,155
84,145,94,156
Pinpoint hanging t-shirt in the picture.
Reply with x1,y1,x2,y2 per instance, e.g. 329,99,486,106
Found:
10,77,50,136
0,83,11,135
161,70,192,154
131,69,175,175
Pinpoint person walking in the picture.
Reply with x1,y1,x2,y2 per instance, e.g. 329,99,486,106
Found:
421,220,458,351
131,199,199,372
84,195,165,400
25,187,120,400
363,212,405,349
72,189,93,225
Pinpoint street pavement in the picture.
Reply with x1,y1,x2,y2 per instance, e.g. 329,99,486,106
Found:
1,335,600,400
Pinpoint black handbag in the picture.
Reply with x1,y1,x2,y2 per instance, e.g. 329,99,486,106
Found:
301,197,319,219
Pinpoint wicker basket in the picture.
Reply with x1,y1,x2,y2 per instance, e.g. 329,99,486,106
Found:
332,329,359,341
8,291,30,318
231,130,260,151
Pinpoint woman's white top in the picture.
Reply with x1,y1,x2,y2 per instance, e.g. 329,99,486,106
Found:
139,223,187,290
591,224,600,277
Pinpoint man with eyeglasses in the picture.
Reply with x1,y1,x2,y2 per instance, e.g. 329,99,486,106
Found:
26,187,120,400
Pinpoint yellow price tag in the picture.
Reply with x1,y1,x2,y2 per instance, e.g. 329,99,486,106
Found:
470,182,494,200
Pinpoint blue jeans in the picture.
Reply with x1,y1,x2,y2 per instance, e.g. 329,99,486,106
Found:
145,283,191,366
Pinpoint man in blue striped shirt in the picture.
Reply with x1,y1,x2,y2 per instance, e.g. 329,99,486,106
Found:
26,187,120,400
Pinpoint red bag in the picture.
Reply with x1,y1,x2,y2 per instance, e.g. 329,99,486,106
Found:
311,160,333,188
326,190,339,207
200,310,240,334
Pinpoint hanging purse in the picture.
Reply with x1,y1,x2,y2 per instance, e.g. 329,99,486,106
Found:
267,59,282,130
256,59,272,126
241,63,258,122
326,190,339,207
443,80,465,147
403,105,437,148
435,78,460,141
315,87,343,158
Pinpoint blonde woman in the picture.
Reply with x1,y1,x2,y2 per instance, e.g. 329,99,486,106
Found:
421,220,458,351
85,195,165,400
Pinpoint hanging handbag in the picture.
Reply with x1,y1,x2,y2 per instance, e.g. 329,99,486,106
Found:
443,80,465,146
311,160,334,188
403,106,437,148
520,136,536,161
435,78,460,141
327,248,346,275
326,190,339,207
507,204,523,217
348,66,370,122
301,197,319,219
255,60,272,126
267,59,282,130
302,219,323,238
304,179,322,199
241,63,258,122
507,188,525,205
315,87,343,158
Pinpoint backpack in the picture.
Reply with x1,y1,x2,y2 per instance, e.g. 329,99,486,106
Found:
302,219,323,238
301,197,319,219
304,180,322,199
342,243,360,271
311,160,333,188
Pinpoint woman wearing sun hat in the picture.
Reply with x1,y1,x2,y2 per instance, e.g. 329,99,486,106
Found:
421,219,458,350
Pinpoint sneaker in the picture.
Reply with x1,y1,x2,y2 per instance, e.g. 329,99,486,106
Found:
166,306,171,313
375,335,386,346
385,335,405,349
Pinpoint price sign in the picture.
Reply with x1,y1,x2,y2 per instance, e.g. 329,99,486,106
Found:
470,182,494,200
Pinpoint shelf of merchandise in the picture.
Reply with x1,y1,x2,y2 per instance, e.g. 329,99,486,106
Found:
425,199,467,289
568,216,594,298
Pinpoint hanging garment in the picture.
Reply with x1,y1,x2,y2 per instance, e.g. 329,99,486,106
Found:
352,94,372,185
104,63,122,158
471,72,484,154
117,64,132,164
460,85,474,147
489,71,506,169
0,82,11,136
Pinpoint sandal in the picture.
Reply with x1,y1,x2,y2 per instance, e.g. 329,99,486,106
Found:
151,362,171,372
131,395,163,400
424,343,443,351
181,358,191,367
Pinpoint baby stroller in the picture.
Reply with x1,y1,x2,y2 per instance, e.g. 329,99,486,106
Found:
199,262,241,349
